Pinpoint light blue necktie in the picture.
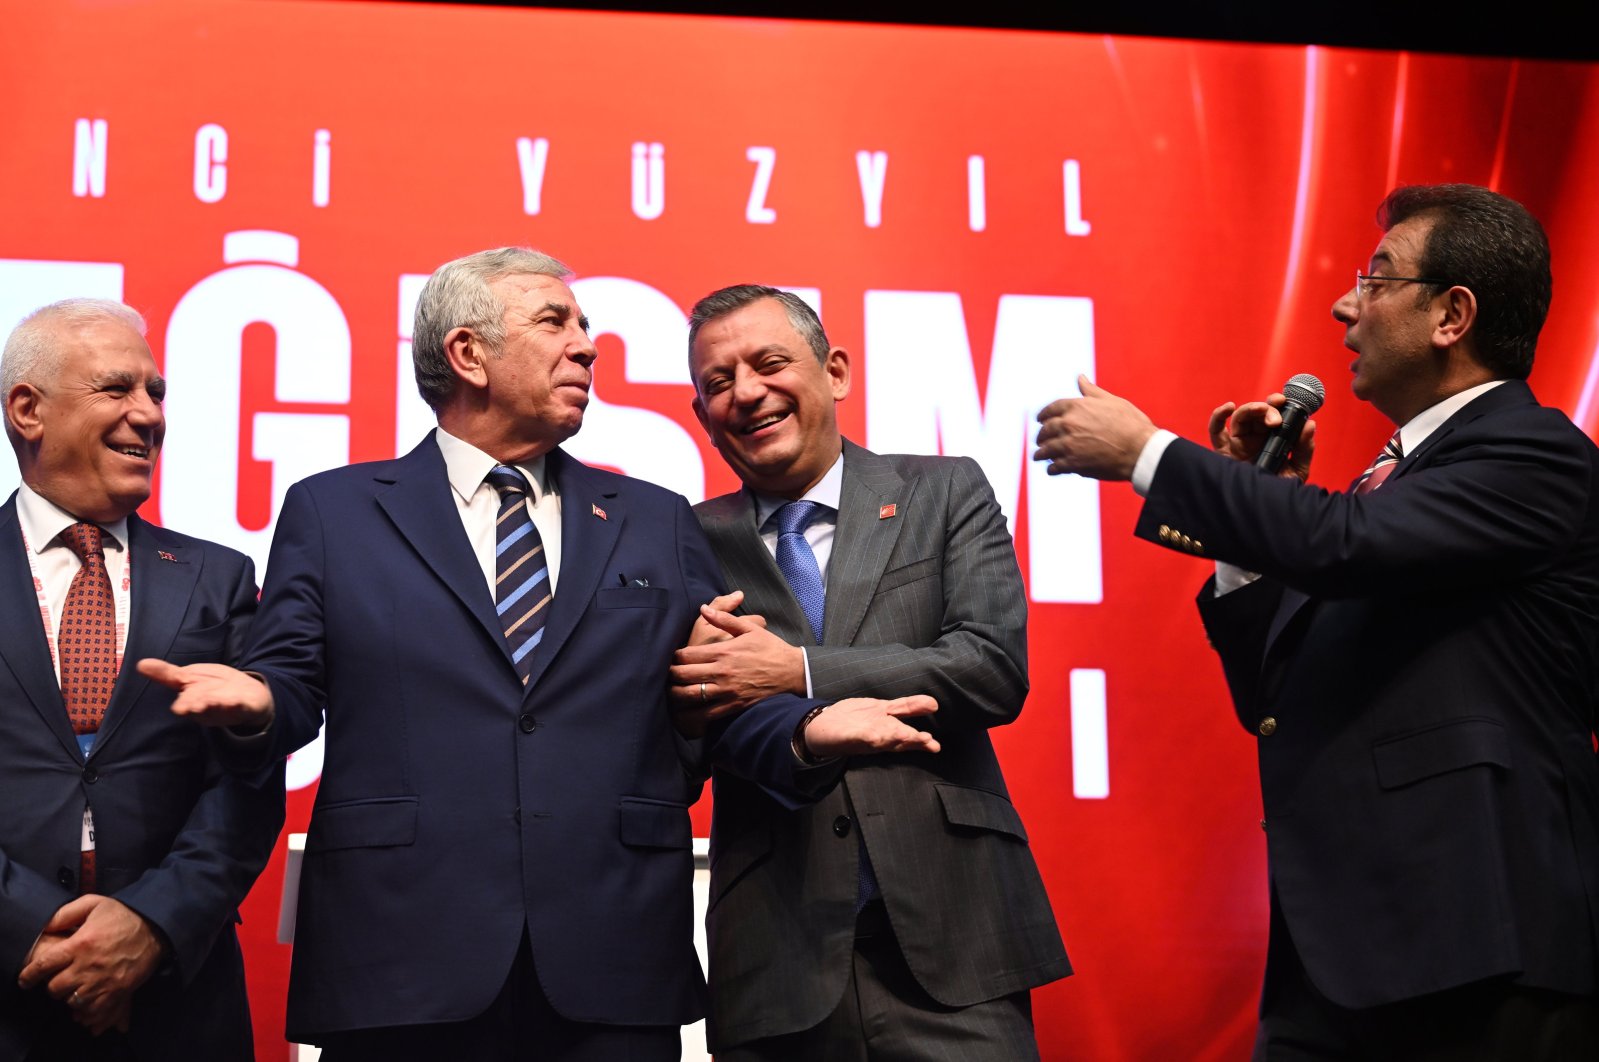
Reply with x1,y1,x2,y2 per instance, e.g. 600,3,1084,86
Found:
772,499,879,909
486,466,550,685
774,500,826,643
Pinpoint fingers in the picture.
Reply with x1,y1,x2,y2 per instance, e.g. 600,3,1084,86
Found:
1076,373,1105,397
883,695,937,719
1207,402,1237,449
699,603,761,637
704,590,744,613
41,895,100,935
134,657,185,689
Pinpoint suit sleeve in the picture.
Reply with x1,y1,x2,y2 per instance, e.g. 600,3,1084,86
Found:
677,496,839,807
214,481,333,776
804,457,1029,736
1135,418,1595,598
114,551,287,985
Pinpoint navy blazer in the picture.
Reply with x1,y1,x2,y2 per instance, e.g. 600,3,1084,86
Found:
1136,381,1599,1008
237,436,817,1042
0,498,285,1061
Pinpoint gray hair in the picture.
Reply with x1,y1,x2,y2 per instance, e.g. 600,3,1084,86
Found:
411,247,571,410
687,285,830,373
2,299,148,444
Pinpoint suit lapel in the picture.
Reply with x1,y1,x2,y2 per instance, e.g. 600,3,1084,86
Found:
697,491,813,645
377,435,511,665
90,518,204,756
1389,379,1534,484
0,497,80,759
823,440,911,646
518,449,622,693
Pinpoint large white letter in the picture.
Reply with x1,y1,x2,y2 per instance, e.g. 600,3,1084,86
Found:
745,146,777,224
1063,159,1092,236
162,231,352,577
516,136,549,215
193,124,227,204
864,290,1100,603
564,277,704,501
312,129,332,207
631,142,665,220
967,155,986,233
73,119,107,198
855,150,887,228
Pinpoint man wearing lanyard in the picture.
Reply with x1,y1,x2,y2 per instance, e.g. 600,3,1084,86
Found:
1,299,283,1060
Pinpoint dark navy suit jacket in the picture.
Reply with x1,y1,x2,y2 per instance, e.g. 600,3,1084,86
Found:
1137,381,1599,1008
236,436,818,1043
0,498,285,1061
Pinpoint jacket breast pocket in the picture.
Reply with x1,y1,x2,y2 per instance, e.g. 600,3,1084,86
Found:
935,782,1028,842
875,555,940,595
164,621,229,663
597,586,670,610
306,796,419,852
618,797,691,849
1373,718,1513,791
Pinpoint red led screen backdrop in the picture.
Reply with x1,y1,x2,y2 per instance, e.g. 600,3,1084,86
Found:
6,1,1599,1057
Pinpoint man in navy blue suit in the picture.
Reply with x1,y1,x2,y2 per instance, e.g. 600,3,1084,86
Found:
0,299,283,1061
1034,184,1599,1058
140,249,936,1061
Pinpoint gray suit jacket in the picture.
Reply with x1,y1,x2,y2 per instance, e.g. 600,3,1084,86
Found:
696,440,1070,1050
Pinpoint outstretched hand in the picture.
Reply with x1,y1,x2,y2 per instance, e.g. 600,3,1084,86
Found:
802,695,940,759
1033,375,1157,482
138,659,275,729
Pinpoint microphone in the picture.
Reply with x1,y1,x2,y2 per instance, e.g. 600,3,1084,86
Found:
1255,373,1325,474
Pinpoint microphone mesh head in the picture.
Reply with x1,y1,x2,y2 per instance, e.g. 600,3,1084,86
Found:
1283,373,1326,413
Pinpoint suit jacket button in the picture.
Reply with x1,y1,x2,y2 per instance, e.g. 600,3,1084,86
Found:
832,815,852,837
1258,716,1277,736
1260,819,1268,831
57,866,74,888
82,766,98,783
518,714,537,734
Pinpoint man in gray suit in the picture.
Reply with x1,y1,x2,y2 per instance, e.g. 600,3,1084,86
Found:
674,284,1070,1060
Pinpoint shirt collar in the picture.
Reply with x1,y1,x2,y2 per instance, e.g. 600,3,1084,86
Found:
754,450,845,531
16,482,130,556
434,427,551,505
1397,379,1507,457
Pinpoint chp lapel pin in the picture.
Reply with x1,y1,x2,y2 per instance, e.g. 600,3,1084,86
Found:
157,550,178,562
878,503,897,520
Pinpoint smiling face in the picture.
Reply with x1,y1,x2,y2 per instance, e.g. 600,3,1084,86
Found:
483,272,596,459
11,318,166,523
689,297,850,498
1331,215,1446,424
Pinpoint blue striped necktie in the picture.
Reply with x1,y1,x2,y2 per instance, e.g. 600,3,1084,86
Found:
1352,431,1404,494
487,465,551,685
774,500,826,643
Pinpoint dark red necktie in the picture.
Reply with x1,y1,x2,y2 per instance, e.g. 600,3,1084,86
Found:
58,522,115,892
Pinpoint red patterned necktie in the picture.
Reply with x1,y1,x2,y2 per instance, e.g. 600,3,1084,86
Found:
58,522,115,893
1351,431,1404,495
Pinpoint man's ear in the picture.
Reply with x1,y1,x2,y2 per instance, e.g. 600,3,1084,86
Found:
691,394,716,444
6,383,44,443
443,326,490,390
824,346,852,402
1433,285,1478,350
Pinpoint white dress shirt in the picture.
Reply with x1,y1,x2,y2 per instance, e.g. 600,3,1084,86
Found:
435,427,563,597
749,450,845,695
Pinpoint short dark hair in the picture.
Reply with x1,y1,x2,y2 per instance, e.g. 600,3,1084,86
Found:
686,285,830,372
1377,184,1550,380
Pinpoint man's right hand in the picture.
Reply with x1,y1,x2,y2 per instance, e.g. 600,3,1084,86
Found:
137,660,275,729
801,695,940,759
1208,394,1317,482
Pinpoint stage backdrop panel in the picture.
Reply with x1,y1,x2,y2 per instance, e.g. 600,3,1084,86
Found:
6,1,1599,1057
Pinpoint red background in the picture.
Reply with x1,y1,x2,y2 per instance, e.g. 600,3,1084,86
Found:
6,2,1599,1057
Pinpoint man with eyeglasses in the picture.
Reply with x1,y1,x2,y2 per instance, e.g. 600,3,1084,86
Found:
1032,183,1599,1059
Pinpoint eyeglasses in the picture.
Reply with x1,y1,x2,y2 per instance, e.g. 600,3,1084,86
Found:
1354,271,1452,299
